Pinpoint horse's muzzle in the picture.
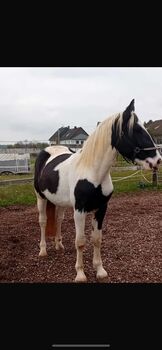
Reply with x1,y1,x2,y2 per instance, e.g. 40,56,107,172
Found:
146,157,161,170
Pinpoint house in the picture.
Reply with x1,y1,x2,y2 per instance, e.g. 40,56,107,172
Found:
49,126,89,150
145,119,162,144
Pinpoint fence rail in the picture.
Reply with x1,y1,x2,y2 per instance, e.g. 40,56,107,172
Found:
0,177,34,187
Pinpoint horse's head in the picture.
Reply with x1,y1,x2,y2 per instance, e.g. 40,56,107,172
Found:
112,99,162,169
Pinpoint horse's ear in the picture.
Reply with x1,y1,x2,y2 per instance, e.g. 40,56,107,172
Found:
123,99,135,123
128,99,135,112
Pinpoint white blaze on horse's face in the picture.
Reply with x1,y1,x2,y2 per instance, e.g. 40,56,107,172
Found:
135,151,162,170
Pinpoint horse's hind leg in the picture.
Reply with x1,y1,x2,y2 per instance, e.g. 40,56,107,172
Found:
37,196,47,257
74,210,87,282
55,207,65,250
91,205,108,280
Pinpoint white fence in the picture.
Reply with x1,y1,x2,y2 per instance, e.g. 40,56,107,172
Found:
0,148,41,154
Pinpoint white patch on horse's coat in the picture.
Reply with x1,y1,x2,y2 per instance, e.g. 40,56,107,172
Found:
42,154,76,207
45,145,71,155
45,146,72,165
128,112,136,135
101,173,114,196
135,152,162,169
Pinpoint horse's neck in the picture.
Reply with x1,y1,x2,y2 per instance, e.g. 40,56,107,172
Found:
76,145,116,184
93,146,116,183
75,116,117,183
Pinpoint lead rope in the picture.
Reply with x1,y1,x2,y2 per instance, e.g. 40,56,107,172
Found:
112,168,158,184
140,169,152,184
112,170,141,182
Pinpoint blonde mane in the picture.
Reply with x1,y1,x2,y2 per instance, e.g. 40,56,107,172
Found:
77,114,117,169
77,111,136,169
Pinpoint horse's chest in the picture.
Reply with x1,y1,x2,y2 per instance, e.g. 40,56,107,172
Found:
74,179,111,212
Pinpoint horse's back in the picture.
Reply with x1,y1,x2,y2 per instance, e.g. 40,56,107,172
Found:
45,145,72,159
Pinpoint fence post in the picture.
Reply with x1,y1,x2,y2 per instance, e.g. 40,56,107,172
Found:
152,169,158,186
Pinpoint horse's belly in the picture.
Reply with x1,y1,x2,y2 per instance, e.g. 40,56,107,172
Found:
43,188,72,207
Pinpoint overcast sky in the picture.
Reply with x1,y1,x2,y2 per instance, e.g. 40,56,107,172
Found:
1,67,162,143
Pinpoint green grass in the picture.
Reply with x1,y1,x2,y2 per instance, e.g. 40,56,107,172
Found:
111,168,162,193
0,173,34,181
0,183,36,206
0,157,36,206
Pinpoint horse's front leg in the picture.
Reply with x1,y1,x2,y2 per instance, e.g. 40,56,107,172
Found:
91,204,108,280
74,210,87,282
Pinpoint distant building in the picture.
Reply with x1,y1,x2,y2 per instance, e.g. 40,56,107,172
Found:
145,119,162,144
49,126,89,150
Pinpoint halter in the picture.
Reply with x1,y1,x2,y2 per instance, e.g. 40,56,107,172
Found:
134,146,162,154
126,146,162,164
119,129,162,155
115,124,162,163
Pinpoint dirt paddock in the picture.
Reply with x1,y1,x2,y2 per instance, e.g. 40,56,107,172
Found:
0,191,161,283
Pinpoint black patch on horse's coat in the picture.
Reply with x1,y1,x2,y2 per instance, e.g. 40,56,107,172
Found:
74,179,113,228
34,150,51,198
68,148,76,153
38,153,72,195
111,113,156,163
94,194,112,229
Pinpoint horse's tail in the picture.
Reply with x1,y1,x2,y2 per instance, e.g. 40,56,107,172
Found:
45,200,57,237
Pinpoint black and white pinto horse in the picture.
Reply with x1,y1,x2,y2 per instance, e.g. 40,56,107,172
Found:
34,100,161,282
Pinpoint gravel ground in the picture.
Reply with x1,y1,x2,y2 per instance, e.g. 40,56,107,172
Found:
0,191,161,283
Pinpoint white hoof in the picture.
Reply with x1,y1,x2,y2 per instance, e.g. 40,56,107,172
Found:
55,242,64,250
75,270,87,283
96,267,108,280
39,249,47,257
